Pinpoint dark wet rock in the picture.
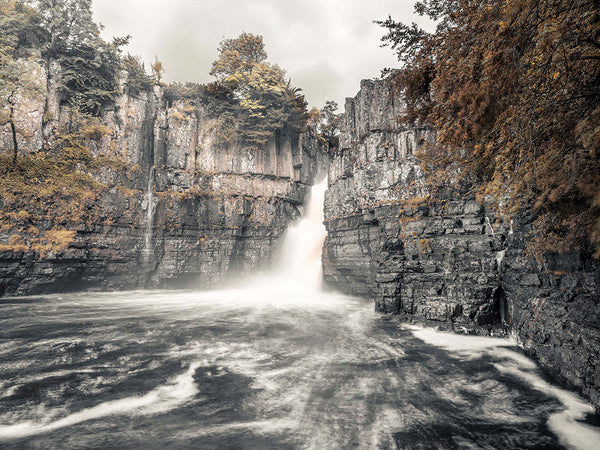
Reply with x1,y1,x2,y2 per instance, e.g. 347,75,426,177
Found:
323,78,600,411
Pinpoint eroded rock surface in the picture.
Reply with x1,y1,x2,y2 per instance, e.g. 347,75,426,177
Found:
0,61,324,295
323,79,600,411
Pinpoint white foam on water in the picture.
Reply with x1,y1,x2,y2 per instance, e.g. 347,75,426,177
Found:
494,362,600,450
408,325,600,450
409,325,518,353
0,362,201,440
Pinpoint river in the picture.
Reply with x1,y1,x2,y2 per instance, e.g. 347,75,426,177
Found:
0,180,599,449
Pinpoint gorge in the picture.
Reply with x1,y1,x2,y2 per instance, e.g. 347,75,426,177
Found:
1,69,599,446
1,1,600,446
1,173,599,450
0,57,324,295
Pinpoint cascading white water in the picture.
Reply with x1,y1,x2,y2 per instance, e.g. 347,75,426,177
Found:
142,166,155,263
274,176,328,291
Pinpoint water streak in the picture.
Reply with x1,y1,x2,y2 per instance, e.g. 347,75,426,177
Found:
409,325,600,450
0,362,201,440
142,165,155,263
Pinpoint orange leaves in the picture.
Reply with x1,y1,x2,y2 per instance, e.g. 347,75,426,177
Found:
380,0,600,255
206,33,306,149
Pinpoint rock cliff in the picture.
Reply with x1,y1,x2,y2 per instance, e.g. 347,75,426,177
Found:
0,59,323,295
323,79,600,411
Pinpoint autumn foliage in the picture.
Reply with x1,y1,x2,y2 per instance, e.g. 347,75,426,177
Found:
379,0,600,256
205,33,308,148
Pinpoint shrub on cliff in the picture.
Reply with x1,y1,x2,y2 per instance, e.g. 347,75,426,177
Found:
379,0,600,257
0,112,136,257
122,54,154,97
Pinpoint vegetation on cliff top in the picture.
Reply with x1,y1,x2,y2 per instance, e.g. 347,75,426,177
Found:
0,0,156,163
0,113,139,256
2,2,310,157
0,2,311,255
164,33,309,149
313,100,342,151
379,0,600,257
0,0,149,255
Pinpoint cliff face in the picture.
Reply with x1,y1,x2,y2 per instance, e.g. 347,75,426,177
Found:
323,79,600,410
0,59,323,295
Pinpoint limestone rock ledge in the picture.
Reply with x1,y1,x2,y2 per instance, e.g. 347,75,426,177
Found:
0,60,324,295
323,79,600,411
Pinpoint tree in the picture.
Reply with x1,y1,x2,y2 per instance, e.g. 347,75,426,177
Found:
0,1,45,166
378,0,600,256
30,0,99,55
27,0,125,116
122,54,153,96
210,32,267,86
206,33,307,148
319,100,342,150
58,38,122,115
151,56,164,84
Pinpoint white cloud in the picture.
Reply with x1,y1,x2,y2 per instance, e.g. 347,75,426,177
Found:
93,0,427,109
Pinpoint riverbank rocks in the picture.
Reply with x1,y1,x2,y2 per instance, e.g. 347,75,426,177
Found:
323,78,600,411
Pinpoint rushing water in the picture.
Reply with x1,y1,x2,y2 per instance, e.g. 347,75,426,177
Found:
1,180,599,449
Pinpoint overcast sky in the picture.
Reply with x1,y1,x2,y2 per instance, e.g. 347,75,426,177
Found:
92,0,428,109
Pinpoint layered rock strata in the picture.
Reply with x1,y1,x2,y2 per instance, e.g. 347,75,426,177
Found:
323,79,600,410
0,61,323,295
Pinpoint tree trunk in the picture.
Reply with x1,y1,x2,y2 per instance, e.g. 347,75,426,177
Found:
10,105,18,168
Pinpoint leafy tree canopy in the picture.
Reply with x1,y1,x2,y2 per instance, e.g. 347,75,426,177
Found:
210,32,267,85
122,54,153,96
205,33,307,148
379,0,600,257
30,0,99,55
16,0,132,116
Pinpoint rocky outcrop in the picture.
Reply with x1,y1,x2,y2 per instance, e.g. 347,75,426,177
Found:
323,78,600,410
324,80,506,330
502,215,600,410
0,61,323,296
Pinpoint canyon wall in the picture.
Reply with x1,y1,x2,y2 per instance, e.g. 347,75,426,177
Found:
323,79,600,410
0,58,323,295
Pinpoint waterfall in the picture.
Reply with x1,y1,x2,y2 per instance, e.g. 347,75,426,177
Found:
274,177,328,290
485,216,495,236
142,166,155,264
